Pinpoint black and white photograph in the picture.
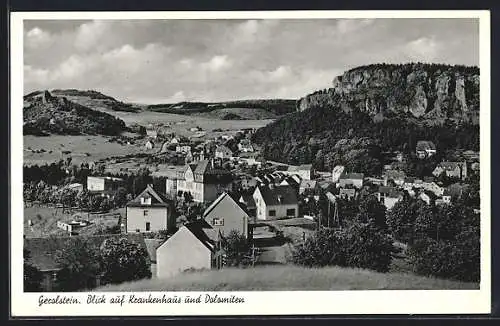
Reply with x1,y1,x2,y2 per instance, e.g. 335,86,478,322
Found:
10,10,491,316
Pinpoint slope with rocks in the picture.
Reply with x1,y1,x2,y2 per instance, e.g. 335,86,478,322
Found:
23,90,127,136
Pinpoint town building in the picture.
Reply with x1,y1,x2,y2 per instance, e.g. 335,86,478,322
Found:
432,161,468,180
281,164,315,180
24,234,149,292
237,139,254,153
384,170,406,186
156,220,222,278
416,141,437,159
203,192,251,239
339,188,356,201
215,145,233,160
338,173,364,189
87,176,125,193
378,186,404,210
253,185,299,220
299,179,319,195
176,160,233,203
176,145,192,154
125,185,175,233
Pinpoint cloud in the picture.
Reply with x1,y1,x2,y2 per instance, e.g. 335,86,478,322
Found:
74,20,110,51
25,27,52,49
404,37,441,61
200,55,232,72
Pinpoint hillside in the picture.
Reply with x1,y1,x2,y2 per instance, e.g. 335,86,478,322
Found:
50,89,141,113
96,265,478,291
23,90,127,136
297,63,479,125
252,63,480,172
147,99,297,120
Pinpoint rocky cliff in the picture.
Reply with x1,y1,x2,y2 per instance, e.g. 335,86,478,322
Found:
297,63,480,124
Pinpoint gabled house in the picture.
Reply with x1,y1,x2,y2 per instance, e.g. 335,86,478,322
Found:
126,185,175,233
331,165,346,183
176,160,233,203
377,186,403,210
145,140,155,150
282,164,315,180
24,234,149,292
253,185,299,220
156,220,223,278
432,161,468,180
203,192,251,239
338,173,364,189
416,141,436,159
384,170,406,186
215,145,233,160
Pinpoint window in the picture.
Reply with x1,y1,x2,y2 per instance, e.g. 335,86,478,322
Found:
135,229,140,233
52,272,57,281
141,197,151,205
269,210,276,217
286,209,296,216
213,218,224,226
146,222,151,231
143,210,149,216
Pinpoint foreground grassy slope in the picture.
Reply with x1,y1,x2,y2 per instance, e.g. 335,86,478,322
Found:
97,266,478,291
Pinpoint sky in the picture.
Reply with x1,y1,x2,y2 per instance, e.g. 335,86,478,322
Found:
23,18,479,103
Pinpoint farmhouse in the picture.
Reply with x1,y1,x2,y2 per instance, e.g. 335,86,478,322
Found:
338,173,364,189
416,141,436,158
215,145,233,160
432,161,468,180
253,185,299,220
377,186,404,210
125,185,175,233
24,234,149,292
203,192,251,239
87,176,125,193
176,160,233,203
156,220,223,278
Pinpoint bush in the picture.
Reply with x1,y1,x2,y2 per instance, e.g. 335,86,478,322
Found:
292,223,394,273
100,238,152,285
223,230,253,267
24,249,43,292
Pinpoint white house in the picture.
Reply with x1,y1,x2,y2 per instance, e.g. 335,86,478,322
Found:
253,185,299,220
377,186,403,210
203,192,251,239
338,173,364,189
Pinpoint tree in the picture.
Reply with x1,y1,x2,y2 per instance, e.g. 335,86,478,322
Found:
55,238,101,291
292,222,393,272
24,249,42,292
356,195,387,230
100,237,151,285
386,197,426,245
223,230,252,267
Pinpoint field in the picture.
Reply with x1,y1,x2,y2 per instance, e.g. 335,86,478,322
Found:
24,205,124,238
97,265,478,291
24,111,273,165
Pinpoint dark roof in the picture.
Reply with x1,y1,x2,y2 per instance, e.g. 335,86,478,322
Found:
416,141,436,151
436,162,464,171
257,185,298,206
185,219,220,252
239,194,256,209
340,173,364,180
24,233,148,272
378,186,403,198
126,185,172,207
